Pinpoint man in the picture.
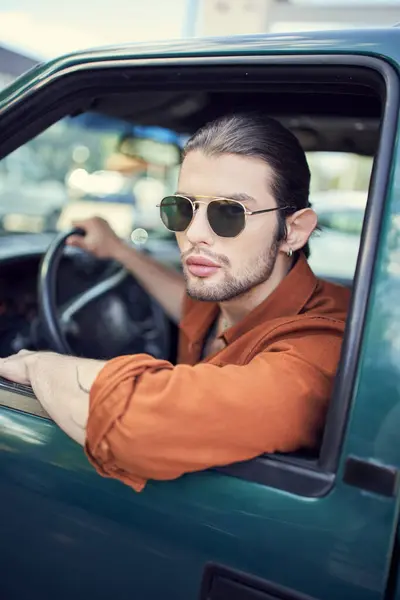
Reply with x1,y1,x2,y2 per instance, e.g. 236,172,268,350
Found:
0,113,350,492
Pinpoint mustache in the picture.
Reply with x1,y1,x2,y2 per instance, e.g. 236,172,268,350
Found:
181,246,230,267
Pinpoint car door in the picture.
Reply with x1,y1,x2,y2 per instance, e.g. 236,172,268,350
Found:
1,40,400,600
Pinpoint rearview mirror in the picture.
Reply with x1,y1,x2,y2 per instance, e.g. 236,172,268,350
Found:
118,134,181,168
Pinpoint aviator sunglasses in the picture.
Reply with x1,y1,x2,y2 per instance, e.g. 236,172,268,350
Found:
158,194,294,239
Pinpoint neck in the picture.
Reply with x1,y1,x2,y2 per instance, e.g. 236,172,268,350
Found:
219,254,292,329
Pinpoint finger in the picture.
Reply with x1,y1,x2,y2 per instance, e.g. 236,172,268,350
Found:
2,351,31,361
71,219,88,228
72,219,97,230
66,235,86,247
0,357,30,385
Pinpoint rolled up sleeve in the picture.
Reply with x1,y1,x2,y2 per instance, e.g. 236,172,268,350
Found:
85,323,343,492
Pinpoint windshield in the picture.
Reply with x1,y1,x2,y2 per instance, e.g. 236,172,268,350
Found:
0,115,182,239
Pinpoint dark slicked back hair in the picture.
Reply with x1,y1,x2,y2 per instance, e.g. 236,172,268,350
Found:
184,113,312,258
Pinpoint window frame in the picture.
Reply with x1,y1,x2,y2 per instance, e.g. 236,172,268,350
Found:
0,53,397,497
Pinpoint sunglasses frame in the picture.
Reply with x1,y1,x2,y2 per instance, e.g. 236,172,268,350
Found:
157,194,294,238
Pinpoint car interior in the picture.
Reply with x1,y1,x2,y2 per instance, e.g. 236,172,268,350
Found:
0,59,388,489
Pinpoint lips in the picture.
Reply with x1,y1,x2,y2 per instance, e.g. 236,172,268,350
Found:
185,255,221,278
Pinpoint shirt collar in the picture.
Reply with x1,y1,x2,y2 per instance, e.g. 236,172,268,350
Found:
180,253,318,346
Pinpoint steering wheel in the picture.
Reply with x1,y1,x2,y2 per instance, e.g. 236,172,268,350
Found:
38,227,170,359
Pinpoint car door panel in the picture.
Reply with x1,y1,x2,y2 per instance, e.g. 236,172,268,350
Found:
1,396,399,600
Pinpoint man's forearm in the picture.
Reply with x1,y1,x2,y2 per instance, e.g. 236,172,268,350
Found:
25,353,106,446
113,242,185,324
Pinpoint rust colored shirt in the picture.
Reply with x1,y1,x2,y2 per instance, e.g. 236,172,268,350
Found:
85,254,350,492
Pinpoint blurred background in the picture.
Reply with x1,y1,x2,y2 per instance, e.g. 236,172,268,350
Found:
0,0,399,280
1,0,399,64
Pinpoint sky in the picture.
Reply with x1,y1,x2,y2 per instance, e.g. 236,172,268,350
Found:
1,0,399,61
0,0,188,60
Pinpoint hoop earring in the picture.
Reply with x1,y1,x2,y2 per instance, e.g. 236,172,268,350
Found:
287,248,293,258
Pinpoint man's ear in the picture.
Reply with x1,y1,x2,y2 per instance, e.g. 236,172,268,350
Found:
280,208,317,254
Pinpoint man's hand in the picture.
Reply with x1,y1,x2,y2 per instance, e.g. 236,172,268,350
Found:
66,216,124,260
0,349,35,385
0,350,106,446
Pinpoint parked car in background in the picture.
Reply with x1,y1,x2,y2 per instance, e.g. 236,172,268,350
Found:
309,190,367,283
0,144,68,233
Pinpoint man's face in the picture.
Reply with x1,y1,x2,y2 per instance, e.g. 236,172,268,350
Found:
175,150,282,302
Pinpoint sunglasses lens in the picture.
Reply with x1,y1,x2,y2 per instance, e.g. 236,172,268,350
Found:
208,200,245,237
159,196,193,232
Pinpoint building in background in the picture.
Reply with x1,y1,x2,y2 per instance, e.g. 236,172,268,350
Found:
186,0,400,37
0,44,38,90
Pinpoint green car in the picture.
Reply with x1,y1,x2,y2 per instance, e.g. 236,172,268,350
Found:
1,27,400,600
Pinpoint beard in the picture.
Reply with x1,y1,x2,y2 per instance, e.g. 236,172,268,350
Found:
183,237,280,303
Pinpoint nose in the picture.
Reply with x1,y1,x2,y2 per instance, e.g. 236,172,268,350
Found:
185,202,214,246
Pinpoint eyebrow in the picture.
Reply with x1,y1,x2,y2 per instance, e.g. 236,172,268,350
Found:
228,193,257,205
175,192,257,205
